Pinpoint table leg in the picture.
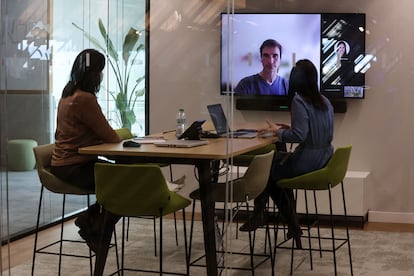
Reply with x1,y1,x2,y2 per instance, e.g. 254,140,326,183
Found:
94,209,120,276
196,160,218,276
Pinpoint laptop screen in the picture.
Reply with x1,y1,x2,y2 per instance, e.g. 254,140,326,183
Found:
207,104,230,135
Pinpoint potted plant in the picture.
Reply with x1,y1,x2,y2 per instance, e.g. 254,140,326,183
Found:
73,18,145,129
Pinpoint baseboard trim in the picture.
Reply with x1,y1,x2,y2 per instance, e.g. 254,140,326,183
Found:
368,211,414,224
214,209,368,229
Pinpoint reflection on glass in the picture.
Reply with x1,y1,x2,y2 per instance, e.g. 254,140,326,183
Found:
0,0,147,241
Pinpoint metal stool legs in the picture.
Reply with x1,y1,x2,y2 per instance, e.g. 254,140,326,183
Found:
31,186,94,276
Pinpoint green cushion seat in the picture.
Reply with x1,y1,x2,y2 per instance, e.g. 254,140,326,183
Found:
7,139,38,171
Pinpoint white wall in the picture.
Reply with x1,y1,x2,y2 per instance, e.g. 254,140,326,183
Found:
149,0,414,218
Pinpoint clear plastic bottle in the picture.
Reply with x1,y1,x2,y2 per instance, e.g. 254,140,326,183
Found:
175,108,186,138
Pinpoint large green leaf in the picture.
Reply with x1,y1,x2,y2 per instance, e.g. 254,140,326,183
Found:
72,22,106,53
124,109,136,125
123,28,140,66
115,92,128,111
98,18,119,62
136,44,144,52
134,87,145,98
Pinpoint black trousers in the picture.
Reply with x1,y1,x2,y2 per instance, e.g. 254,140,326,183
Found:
51,160,97,191
254,142,301,236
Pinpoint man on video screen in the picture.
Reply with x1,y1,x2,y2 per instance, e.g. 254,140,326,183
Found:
234,39,288,96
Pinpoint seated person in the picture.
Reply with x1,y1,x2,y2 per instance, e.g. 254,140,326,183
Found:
51,49,123,252
240,59,334,250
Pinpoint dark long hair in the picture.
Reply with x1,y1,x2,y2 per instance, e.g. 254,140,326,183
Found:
287,59,327,110
61,49,105,98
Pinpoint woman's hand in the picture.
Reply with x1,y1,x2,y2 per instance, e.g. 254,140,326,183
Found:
257,120,289,137
276,123,290,129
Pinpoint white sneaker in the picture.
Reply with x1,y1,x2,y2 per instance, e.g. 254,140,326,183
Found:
167,175,186,192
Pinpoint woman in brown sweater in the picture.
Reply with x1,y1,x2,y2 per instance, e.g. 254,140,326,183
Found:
51,49,121,252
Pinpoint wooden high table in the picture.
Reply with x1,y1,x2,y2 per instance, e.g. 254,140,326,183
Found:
79,134,277,276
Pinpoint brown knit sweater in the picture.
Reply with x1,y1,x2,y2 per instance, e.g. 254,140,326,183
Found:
52,90,121,166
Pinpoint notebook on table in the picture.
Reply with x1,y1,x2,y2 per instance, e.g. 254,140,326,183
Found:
207,104,257,139
154,139,208,148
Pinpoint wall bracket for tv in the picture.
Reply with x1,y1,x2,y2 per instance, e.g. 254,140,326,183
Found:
236,98,347,113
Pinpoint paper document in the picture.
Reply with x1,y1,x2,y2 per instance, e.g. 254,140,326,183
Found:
133,137,166,144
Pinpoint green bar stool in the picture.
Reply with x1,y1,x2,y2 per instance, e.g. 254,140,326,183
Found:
32,144,95,276
93,163,191,276
275,145,353,276
114,128,180,255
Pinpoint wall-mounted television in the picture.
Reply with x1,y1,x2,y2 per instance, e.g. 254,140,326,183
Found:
220,12,366,110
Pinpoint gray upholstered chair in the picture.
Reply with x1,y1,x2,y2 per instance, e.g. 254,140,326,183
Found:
189,150,275,275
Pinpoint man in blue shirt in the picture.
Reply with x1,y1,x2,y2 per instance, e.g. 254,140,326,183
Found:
234,39,288,96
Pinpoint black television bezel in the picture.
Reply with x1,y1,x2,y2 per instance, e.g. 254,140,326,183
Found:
220,12,366,104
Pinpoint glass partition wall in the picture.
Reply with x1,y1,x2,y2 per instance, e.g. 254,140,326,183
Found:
0,0,148,243
3,0,407,274
149,1,250,274
1,0,53,243
0,0,257,274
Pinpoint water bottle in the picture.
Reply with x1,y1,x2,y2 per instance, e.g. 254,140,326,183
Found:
176,108,186,138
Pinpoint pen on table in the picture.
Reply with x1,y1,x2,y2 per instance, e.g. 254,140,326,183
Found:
135,136,164,139
162,129,176,134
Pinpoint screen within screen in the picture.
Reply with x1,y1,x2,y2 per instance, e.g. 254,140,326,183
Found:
221,13,366,99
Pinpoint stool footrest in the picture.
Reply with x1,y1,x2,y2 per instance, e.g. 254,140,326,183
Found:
189,250,271,271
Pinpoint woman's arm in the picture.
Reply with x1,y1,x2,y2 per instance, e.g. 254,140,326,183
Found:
277,95,309,143
76,92,121,143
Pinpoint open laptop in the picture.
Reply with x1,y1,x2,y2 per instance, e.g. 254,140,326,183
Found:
207,104,257,139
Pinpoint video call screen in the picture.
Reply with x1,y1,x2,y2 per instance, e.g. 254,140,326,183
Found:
221,13,366,99
321,13,366,98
